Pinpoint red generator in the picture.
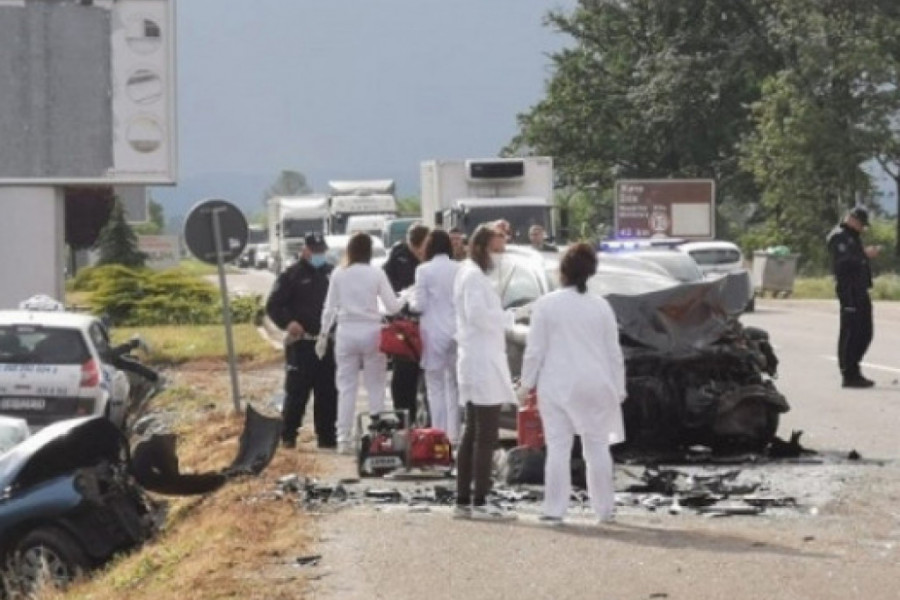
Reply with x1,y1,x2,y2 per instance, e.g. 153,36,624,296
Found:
356,411,453,477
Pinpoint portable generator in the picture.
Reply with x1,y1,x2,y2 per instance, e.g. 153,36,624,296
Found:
356,410,453,477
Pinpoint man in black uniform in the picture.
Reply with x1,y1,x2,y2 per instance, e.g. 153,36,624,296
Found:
826,207,881,388
383,222,430,423
266,233,338,447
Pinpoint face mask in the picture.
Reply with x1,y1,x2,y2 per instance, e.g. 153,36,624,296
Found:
309,254,327,268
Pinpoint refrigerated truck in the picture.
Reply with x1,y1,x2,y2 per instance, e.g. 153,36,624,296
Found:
419,157,556,244
267,195,330,273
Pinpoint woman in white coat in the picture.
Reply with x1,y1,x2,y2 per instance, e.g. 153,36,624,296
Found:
410,229,461,443
519,242,626,524
319,232,403,453
453,223,517,520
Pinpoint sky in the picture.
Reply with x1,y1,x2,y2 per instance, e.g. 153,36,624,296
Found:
153,0,578,220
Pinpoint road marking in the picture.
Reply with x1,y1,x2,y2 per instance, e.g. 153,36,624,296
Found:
822,356,900,374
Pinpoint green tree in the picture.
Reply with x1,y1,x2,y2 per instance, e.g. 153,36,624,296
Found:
96,200,147,268
396,196,421,217
262,170,312,204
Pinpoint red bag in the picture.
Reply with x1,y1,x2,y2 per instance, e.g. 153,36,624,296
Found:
517,391,544,449
379,318,422,362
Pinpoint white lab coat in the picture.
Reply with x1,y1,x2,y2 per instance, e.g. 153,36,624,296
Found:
320,263,403,444
411,255,459,371
454,259,516,407
520,287,626,441
519,286,626,520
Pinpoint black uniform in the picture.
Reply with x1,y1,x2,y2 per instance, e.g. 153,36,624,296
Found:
826,222,873,385
383,242,422,423
266,259,337,447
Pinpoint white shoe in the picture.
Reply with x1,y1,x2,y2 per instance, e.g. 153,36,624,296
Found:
597,513,616,525
471,504,517,521
336,441,354,455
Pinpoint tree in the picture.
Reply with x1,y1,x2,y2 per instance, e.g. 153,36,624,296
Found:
64,187,116,276
261,170,311,204
96,200,146,268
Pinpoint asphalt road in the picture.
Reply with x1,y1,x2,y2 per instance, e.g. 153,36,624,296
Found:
297,298,900,600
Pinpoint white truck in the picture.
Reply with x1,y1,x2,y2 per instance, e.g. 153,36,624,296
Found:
327,179,398,235
267,195,330,274
420,157,556,244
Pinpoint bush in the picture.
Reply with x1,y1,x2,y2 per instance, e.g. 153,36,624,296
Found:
79,265,262,326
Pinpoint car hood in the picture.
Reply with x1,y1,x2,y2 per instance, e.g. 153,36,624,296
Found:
604,272,749,354
0,417,126,491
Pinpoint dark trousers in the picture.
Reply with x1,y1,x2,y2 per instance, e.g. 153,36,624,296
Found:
838,293,873,379
282,340,337,446
390,358,421,424
456,403,501,506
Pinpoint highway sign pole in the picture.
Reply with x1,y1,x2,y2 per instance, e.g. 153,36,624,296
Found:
210,206,242,413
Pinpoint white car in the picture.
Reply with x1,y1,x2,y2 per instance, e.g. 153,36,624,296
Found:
677,240,755,312
0,310,130,429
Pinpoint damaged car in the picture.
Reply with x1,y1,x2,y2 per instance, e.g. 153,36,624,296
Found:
505,262,787,453
0,406,282,593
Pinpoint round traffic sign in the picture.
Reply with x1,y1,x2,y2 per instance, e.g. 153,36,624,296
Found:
183,199,248,264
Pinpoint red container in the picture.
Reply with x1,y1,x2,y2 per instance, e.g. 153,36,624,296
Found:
408,428,453,468
516,393,544,449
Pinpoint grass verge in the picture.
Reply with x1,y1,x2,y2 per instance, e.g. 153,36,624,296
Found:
777,274,900,300
111,323,281,366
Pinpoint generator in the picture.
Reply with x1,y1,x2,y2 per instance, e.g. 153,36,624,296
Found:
356,411,453,477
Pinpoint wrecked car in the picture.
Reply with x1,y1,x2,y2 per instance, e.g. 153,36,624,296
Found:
0,406,281,593
505,264,787,453
0,417,158,592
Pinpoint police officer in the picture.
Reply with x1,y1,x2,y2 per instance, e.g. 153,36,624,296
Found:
383,222,430,423
266,233,338,447
826,207,881,388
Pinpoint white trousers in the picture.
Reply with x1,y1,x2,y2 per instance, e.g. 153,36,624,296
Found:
540,401,615,520
423,366,460,444
334,322,387,444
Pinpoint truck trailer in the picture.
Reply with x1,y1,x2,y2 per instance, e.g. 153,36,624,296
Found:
420,157,556,244
328,179,398,235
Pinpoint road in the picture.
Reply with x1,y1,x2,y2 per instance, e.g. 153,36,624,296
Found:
296,298,900,600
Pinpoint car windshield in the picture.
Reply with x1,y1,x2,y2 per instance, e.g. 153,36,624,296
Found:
0,326,89,365
688,248,742,266
490,254,547,308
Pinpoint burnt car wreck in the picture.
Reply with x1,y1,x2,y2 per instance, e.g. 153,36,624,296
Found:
0,406,280,594
506,272,788,455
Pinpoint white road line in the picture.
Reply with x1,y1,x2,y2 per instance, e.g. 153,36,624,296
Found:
822,356,900,374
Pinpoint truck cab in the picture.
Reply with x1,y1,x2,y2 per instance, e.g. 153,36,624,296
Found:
328,180,398,235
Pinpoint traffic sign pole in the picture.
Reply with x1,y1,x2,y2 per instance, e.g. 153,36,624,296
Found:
209,206,242,413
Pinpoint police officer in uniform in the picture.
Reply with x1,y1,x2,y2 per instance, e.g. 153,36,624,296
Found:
383,222,430,423
266,233,338,447
826,207,880,388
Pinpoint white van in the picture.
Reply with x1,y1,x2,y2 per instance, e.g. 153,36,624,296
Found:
677,240,755,311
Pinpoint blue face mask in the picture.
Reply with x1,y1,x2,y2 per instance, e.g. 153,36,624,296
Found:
309,253,327,268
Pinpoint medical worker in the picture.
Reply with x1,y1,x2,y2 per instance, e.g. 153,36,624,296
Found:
319,232,403,454
453,223,517,520
410,229,461,444
519,243,626,524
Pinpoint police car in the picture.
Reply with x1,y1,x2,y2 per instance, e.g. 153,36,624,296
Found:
0,309,129,429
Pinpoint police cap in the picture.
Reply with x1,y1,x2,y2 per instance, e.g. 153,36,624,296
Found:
305,233,328,252
849,206,869,227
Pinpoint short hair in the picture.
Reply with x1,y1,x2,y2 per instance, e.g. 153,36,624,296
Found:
560,242,597,293
407,223,430,248
529,224,545,235
345,232,373,265
425,229,452,260
448,226,463,235
469,223,503,272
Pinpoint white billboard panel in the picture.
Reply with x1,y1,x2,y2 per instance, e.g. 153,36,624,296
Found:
0,0,176,185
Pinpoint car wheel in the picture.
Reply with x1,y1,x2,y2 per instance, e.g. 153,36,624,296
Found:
13,527,89,591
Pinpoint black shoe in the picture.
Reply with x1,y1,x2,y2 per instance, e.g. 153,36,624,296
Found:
281,439,297,449
842,376,875,388
317,440,337,449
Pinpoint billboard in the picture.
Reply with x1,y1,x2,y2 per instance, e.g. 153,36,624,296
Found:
0,0,176,185
614,179,715,240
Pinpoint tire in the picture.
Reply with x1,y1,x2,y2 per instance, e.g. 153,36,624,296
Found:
13,527,90,592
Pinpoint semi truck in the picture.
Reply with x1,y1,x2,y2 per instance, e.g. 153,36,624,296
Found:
267,195,330,273
327,179,398,235
419,157,557,244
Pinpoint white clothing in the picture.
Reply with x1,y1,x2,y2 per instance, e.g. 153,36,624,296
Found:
520,287,626,441
411,255,459,371
423,367,460,443
453,259,516,407
519,286,626,520
320,263,403,444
